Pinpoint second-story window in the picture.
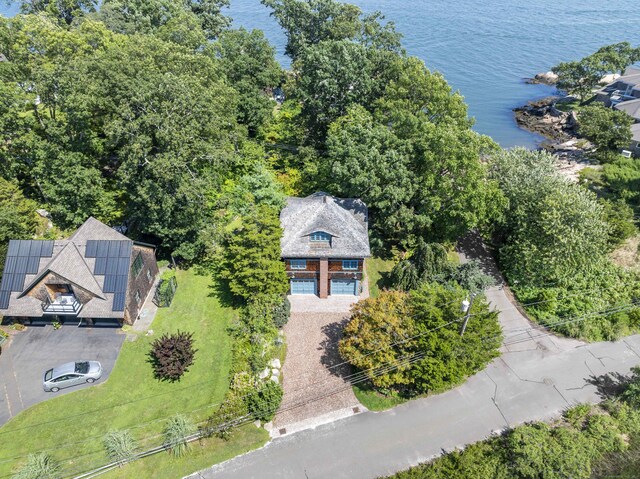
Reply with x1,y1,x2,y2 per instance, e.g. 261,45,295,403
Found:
342,260,359,270
131,253,143,277
290,259,307,270
310,231,331,242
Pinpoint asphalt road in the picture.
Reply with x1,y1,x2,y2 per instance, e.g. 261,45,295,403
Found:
190,235,640,479
0,324,125,425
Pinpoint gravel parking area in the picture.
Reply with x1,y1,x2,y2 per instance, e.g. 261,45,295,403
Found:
274,298,363,434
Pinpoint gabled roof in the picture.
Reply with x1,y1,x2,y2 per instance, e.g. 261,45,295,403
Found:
615,98,640,120
68,217,130,243
280,192,370,259
20,243,105,300
0,217,134,318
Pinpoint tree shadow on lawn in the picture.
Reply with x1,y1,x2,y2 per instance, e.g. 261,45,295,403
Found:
319,318,354,380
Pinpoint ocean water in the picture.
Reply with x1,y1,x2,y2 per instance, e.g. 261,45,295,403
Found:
3,0,640,148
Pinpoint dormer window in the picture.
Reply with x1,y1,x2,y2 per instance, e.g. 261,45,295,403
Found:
310,231,331,242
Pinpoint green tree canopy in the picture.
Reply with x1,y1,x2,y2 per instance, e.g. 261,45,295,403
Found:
97,0,229,40
339,283,501,394
578,103,633,161
209,28,282,134
490,148,610,287
217,204,288,302
0,178,38,278
552,42,640,101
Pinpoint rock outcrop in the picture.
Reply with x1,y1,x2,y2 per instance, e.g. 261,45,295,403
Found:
526,71,559,85
513,96,576,141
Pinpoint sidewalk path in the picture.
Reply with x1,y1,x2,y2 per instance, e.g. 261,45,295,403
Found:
189,234,640,479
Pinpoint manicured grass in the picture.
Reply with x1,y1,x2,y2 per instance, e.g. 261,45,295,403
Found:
366,257,395,298
0,269,268,479
353,384,408,411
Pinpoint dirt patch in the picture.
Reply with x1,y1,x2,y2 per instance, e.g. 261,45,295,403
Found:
611,235,640,270
274,311,360,429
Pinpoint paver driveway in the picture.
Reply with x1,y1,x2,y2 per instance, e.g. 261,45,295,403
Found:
0,324,125,425
274,295,365,435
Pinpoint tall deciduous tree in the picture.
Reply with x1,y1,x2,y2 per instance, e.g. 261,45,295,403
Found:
578,103,633,161
209,28,282,134
12,0,97,25
0,178,37,279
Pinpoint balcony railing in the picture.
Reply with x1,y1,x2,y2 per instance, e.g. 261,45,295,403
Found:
42,294,82,315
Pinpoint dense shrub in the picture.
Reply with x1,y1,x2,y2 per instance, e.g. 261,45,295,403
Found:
148,331,197,381
389,239,494,293
272,296,291,329
12,453,60,479
103,430,137,465
201,392,248,441
246,380,284,423
339,283,501,395
163,414,195,457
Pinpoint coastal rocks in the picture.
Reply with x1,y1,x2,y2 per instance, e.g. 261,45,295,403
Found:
513,96,575,141
526,71,558,85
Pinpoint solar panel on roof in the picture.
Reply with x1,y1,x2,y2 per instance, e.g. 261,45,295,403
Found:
108,240,120,258
94,257,107,275
0,290,9,309
117,257,129,276
103,275,116,293
7,240,19,256
26,256,40,274
85,240,98,258
41,240,54,257
96,241,109,258
17,240,30,256
29,241,42,257
115,275,127,292
119,241,132,258
112,292,126,311
15,257,27,274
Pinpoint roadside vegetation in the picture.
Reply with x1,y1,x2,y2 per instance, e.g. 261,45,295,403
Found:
490,148,640,342
382,367,640,479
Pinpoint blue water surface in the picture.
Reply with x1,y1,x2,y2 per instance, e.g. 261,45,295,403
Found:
3,0,640,147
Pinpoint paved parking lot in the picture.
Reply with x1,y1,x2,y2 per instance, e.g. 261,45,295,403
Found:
0,324,125,425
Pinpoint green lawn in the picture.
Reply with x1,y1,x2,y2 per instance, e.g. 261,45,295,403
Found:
0,269,268,478
366,257,395,298
353,384,408,411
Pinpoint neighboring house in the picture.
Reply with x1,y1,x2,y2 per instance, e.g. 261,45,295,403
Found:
596,67,640,157
596,66,640,106
614,98,640,156
0,217,159,326
280,192,371,298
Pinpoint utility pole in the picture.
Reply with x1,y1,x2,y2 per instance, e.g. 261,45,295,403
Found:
460,293,477,337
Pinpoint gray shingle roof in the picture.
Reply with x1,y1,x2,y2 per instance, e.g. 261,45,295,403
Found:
280,192,370,259
631,123,640,142
0,218,133,319
615,98,640,120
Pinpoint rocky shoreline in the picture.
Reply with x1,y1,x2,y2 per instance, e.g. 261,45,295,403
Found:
513,96,599,181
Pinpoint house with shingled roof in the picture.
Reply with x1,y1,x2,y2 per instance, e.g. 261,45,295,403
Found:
0,217,159,326
280,192,370,298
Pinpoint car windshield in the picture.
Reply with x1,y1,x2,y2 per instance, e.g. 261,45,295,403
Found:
44,369,53,381
75,362,89,374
